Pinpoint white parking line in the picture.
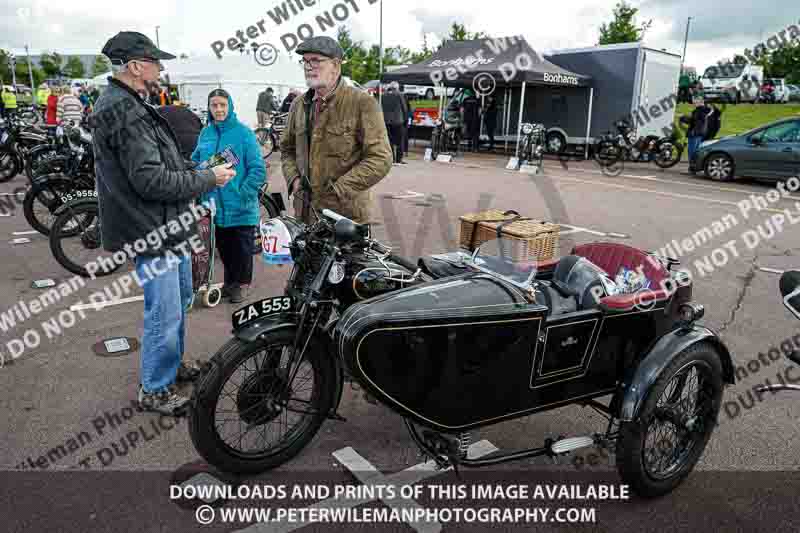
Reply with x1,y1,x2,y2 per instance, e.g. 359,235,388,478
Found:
234,440,499,533
12,230,38,236
757,267,784,274
69,295,144,311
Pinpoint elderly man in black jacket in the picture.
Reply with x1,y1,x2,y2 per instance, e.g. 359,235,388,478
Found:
92,31,236,415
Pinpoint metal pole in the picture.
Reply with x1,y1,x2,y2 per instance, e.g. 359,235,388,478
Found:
515,81,526,157
156,26,161,48
503,86,510,154
679,17,691,73
378,0,383,106
584,87,594,160
25,45,35,95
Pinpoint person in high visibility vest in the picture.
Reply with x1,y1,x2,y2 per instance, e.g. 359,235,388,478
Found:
1,86,18,118
37,84,50,106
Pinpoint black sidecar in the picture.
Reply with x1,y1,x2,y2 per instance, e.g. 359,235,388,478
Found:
335,241,735,497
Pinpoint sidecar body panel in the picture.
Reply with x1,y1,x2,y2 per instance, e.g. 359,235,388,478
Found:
335,272,666,432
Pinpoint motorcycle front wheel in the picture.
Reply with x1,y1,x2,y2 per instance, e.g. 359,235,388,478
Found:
594,141,622,167
189,329,337,474
0,149,21,183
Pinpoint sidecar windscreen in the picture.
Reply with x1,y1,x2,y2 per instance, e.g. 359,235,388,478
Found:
468,238,537,286
553,255,617,309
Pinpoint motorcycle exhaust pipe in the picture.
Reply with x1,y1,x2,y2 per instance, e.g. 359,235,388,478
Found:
754,384,800,394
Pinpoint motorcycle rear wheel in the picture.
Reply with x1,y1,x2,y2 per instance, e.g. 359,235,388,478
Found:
594,141,621,167
653,142,683,169
49,201,116,277
189,329,336,474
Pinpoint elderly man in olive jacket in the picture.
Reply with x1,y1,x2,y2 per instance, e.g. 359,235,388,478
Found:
281,37,392,225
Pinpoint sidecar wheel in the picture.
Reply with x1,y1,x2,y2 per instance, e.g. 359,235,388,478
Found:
615,343,723,498
188,329,336,475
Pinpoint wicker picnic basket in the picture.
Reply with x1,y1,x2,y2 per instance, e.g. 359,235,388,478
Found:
459,209,560,262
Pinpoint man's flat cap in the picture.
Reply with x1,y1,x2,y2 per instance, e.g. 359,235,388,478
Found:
102,31,176,64
295,37,344,59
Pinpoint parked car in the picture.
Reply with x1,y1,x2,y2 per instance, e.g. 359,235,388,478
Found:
690,117,800,181
699,63,762,103
764,78,791,103
785,84,800,102
402,84,456,100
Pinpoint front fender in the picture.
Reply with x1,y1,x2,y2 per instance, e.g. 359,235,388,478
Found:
619,324,735,422
52,197,97,218
232,314,346,413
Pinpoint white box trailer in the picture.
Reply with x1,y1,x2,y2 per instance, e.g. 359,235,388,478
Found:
535,42,682,151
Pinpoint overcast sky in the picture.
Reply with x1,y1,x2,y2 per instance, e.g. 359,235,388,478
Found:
1,0,797,74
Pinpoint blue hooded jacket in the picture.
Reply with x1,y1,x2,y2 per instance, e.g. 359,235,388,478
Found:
192,91,266,227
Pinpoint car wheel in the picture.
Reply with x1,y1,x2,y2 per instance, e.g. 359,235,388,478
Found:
704,153,734,181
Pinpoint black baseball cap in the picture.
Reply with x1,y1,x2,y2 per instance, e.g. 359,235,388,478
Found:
102,31,176,64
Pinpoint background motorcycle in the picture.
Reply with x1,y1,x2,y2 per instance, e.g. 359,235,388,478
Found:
518,122,546,166
0,115,57,183
23,124,94,235
254,113,282,159
594,120,682,169
756,271,800,394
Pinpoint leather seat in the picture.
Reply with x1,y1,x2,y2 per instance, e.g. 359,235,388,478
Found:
550,255,609,310
571,242,671,311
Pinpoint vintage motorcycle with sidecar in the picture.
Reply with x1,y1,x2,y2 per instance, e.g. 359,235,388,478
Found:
188,209,735,498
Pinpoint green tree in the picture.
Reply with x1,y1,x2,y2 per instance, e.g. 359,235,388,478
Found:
598,1,652,45
764,41,800,84
0,49,12,84
14,58,45,88
39,51,64,77
64,56,86,78
437,22,488,51
91,55,110,76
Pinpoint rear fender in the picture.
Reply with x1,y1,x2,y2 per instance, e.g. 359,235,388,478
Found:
619,324,735,422
232,314,345,413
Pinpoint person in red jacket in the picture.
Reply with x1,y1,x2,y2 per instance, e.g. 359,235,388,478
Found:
46,87,60,125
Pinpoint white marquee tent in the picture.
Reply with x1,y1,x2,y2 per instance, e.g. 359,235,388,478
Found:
166,53,307,128
90,52,307,128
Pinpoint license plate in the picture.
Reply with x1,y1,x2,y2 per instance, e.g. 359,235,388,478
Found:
232,296,292,329
59,189,97,204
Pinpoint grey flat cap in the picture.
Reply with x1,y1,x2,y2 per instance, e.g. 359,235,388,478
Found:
295,36,344,59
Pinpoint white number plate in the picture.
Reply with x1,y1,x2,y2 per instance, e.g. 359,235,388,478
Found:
59,189,97,203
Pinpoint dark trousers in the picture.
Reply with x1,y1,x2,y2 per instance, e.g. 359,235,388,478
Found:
402,124,409,154
485,118,497,150
386,123,403,162
215,225,255,286
466,121,480,151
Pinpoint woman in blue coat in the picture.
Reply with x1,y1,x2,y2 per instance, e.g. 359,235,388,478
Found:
192,88,266,303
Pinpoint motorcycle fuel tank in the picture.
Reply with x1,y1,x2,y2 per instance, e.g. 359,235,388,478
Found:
334,272,560,432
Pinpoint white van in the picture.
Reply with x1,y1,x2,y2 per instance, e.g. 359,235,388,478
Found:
700,63,763,103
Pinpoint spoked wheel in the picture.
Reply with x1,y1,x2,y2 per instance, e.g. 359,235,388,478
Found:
49,201,120,277
616,343,723,498
23,183,72,236
189,329,336,474
0,150,21,183
255,128,276,159
594,141,622,168
654,142,683,169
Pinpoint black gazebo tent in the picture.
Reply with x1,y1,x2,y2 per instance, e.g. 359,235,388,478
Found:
382,36,596,158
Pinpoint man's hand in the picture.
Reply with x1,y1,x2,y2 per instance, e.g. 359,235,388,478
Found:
213,163,236,187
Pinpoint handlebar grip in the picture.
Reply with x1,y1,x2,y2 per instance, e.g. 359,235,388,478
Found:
388,253,419,273
321,209,347,223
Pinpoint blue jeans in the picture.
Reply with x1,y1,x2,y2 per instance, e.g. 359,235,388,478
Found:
687,135,704,162
135,253,193,393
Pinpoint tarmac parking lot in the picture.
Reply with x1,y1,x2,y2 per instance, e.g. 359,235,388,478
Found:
3,147,800,531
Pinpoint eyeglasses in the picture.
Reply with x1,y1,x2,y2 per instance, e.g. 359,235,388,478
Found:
130,58,164,72
299,57,331,69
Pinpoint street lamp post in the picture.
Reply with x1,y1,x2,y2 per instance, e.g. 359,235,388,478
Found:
680,17,692,74
25,45,35,94
155,26,161,48
378,0,383,106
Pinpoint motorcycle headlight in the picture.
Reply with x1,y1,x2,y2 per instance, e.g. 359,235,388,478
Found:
327,260,346,285
522,124,533,135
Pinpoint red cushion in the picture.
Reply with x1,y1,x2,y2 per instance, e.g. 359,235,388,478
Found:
571,242,669,287
599,289,670,311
